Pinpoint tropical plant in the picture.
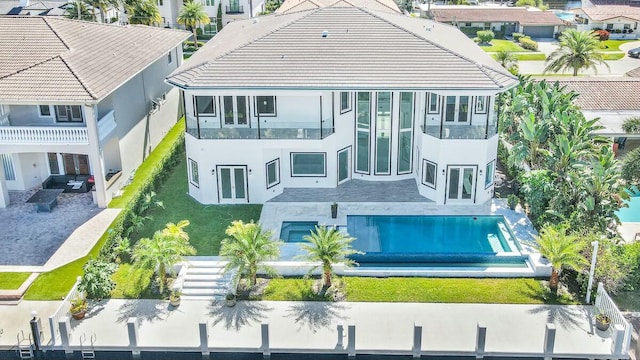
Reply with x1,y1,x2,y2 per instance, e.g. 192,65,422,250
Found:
139,191,164,214
132,222,196,293
535,224,588,293
162,220,191,242
544,29,609,76
495,50,518,73
622,147,640,185
262,0,284,14
299,226,363,291
125,213,150,237
128,0,161,25
476,30,494,44
113,236,131,264
622,116,640,134
177,0,210,48
220,220,282,288
216,2,223,31
65,1,95,20
78,259,117,300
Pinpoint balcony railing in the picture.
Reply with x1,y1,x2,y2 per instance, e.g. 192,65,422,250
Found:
225,5,243,13
187,117,335,140
0,126,89,145
421,124,497,140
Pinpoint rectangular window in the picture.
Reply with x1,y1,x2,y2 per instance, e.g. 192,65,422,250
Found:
422,160,436,189
48,153,60,175
205,0,214,5
255,96,276,116
485,160,495,188
375,92,391,175
445,96,455,122
398,92,413,174
291,152,326,177
356,92,371,174
1,154,16,181
606,23,613,30
340,92,351,114
266,158,280,188
189,158,199,187
475,96,487,114
55,105,83,122
195,96,216,116
39,105,51,117
458,96,469,122
157,0,163,5
427,92,439,114
168,52,172,64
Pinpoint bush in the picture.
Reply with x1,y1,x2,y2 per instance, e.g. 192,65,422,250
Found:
79,259,117,300
593,29,610,41
476,30,495,44
515,0,536,5
195,27,203,36
622,147,640,185
512,32,525,41
622,116,640,134
184,41,205,47
519,37,538,51
519,170,555,227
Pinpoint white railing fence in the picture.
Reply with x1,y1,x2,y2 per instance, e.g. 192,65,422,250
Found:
0,126,89,145
48,276,82,346
594,282,632,356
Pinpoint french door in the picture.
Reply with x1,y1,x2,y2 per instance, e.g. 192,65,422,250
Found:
446,166,476,203
222,96,248,126
62,154,90,175
337,147,351,185
444,96,470,123
217,166,248,203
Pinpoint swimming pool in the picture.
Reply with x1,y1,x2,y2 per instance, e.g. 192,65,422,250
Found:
280,221,318,242
554,11,575,22
617,191,640,222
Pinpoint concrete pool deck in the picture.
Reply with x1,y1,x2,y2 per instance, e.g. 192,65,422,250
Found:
35,299,626,359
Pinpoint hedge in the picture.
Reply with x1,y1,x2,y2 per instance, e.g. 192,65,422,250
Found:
519,37,538,51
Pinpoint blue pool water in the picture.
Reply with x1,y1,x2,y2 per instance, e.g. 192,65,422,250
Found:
617,191,640,222
280,221,318,242
554,11,575,21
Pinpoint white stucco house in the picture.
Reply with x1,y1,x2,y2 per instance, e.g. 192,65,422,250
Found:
0,17,190,208
156,0,264,29
572,5,640,39
166,2,518,205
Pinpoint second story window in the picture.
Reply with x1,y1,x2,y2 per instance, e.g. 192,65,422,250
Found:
475,96,487,114
168,51,172,64
340,92,351,114
427,92,439,114
255,96,276,116
157,0,163,6
55,105,83,122
39,105,51,117
195,96,216,116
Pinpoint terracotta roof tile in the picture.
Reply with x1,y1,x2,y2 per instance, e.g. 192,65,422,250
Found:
573,5,640,22
548,78,640,111
430,7,563,26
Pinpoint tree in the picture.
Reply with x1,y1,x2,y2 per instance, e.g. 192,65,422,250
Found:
544,29,609,76
128,0,161,25
622,147,640,185
476,30,494,45
216,2,223,32
132,222,196,293
495,50,518,74
622,116,640,134
177,1,210,48
79,259,117,300
65,1,95,20
220,220,282,288
299,226,362,291
535,224,588,293
262,0,283,14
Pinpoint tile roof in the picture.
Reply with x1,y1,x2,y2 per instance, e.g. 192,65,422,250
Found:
0,17,190,102
548,78,640,111
627,66,640,78
431,7,563,25
168,7,517,91
573,5,640,21
276,0,401,14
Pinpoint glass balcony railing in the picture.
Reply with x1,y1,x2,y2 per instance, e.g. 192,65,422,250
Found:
421,124,497,140
186,117,335,140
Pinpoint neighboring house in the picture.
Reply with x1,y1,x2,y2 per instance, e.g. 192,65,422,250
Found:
276,0,400,14
571,5,640,39
0,17,190,208
627,66,640,78
0,0,67,15
166,3,518,205
156,0,264,29
428,6,565,38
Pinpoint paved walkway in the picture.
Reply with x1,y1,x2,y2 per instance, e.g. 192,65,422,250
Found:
47,299,619,358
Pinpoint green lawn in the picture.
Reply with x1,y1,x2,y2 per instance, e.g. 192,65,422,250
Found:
111,264,157,299
0,273,31,290
598,52,625,60
480,40,527,52
262,277,578,304
598,39,637,52
613,291,640,311
491,53,546,61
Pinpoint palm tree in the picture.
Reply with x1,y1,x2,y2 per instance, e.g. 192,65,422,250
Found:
544,29,609,76
132,223,196,293
65,1,95,20
177,1,210,48
494,50,518,74
299,226,362,291
220,220,282,288
128,0,161,25
162,220,190,242
535,224,588,293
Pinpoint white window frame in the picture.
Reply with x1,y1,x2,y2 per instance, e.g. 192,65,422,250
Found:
266,158,280,189
485,160,495,189
38,105,52,117
475,96,487,114
340,92,351,114
194,96,216,117
1,154,16,181
291,152,326,177
427,92,440,114
189,158,199,187
422,159,437,189
254,96,277,117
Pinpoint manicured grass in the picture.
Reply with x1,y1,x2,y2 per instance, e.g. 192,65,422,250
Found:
111,264,158,299
480,40,527,52
263,277,578,304
491,53,546,61
0,273,31,290
598,39,637,52
128,157,263,255
598,52,625,60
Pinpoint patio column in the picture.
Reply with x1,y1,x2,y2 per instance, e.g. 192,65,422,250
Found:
84,105,107,208
0,159,8,208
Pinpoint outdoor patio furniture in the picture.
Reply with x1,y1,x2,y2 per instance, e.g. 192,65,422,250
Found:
26,189,64,212
42,175,91,193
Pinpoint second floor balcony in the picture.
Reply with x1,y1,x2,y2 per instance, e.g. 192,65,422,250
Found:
0,126,89,145
186,117,335,140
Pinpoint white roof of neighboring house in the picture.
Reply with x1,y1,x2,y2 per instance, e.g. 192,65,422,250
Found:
168,6,517,91
276,0,401,14
430,7,563,26
571,5,640,22
0,17,190,103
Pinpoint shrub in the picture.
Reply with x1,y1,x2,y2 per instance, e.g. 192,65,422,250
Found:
622,116,640,134
512,32,525,41
515,0,535,6
593,29,610,41
476,30,495,44
79,259,117,300
622,147,640,185
519,37,538,51
195,27,203,36
519,170,554,227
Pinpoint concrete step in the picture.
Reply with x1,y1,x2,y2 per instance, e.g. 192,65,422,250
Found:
184,261,227,268
181,295,225,301
181,288,229,296
184,274,232,282
183,281,231,289
186,267,227,275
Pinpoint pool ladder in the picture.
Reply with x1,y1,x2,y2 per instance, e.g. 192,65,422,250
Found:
80,333,96,359
16,330,33,360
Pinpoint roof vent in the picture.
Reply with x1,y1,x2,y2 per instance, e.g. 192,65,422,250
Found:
425,25,434,32
322,30,328,37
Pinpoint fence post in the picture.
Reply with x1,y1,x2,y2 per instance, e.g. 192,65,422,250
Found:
475,322,486,359
347,322,356,357
336,322,344,349
412,322,423,358
127,317,140,358
199,321,210,357
261,322,270,358
611,324,626,355
49,316,57,346
543,323,556,360
58,317,72,355
594,282,604,307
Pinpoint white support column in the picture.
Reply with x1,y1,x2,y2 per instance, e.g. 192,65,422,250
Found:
347,322,356,357
199,321,210,356
336,322,344,350
127,317,140,358
261,322,270,357
611,324,626,356
58,316,72,355
475,322,486,359
412,322,423,358
543,323,556,360
0,160,8,208
83,105,107,208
